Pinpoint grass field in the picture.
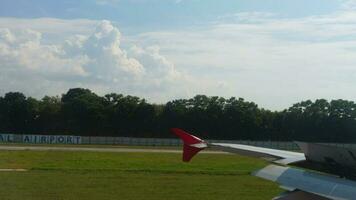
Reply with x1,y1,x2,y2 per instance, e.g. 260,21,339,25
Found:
0,150,282,200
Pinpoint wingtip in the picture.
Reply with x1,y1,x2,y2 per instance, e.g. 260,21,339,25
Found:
170,128,207,162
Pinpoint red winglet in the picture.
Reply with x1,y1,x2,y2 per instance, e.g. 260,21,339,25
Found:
171,128,207,162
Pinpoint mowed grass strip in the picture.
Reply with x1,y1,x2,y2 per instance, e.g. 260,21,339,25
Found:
0,151,282,200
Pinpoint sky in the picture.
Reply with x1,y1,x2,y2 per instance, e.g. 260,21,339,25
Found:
0,0,356,110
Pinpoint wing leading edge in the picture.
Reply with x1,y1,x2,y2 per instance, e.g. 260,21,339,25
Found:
210,143,306,165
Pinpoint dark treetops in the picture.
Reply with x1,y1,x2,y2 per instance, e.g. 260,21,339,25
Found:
1,88,355,142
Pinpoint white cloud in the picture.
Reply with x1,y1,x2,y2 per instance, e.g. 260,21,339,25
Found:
217,12,277,24
0,18,97,43
72,20,145,77
341,0,356,10
95,0,120,6
131,10,356,109
0,19,204,102
0,28,87,75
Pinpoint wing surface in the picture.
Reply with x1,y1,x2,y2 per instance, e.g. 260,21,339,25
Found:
211,143,305,165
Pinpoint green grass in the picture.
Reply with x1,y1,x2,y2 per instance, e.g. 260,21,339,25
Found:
0,150,282,200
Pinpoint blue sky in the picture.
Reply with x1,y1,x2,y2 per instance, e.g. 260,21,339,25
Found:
0,0,356,110
0,0,342,31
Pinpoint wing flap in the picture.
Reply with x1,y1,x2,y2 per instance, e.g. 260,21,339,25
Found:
297,142,356,168
254,164,356,200
273,190,330,200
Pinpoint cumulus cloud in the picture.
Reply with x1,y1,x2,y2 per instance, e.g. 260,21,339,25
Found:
129,45,180,81
0,20,195,101
65,20,145,78
0,28,87,77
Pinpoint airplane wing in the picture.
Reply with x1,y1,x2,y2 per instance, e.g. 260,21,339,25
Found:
171,128,356,200
171,128,305,165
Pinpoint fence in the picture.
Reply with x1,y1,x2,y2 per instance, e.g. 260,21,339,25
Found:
0,133,355,151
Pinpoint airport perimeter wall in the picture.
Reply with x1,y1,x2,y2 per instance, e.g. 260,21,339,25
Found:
0,133,354,151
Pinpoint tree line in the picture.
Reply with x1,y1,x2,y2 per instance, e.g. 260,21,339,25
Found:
0,88,356,142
